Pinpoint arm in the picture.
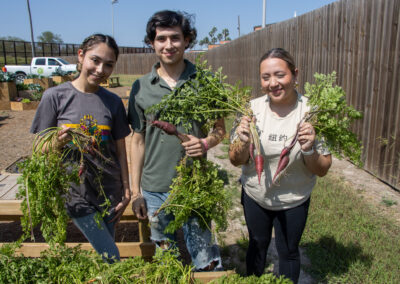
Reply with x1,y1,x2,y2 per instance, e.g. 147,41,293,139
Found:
130,131,147,219
298,122,332,176
110,137,131,223
229,116,252,166
181,118,226,157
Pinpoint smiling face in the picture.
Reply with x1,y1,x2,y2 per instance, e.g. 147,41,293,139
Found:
151,26,189,66
260,57,298,106
77,42,116,88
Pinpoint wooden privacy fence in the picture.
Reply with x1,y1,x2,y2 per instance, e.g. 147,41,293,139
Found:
203,0,400,190
61,0,399,190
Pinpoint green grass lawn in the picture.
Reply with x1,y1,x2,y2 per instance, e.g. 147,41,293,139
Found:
112,74,142,87
301,174,400,283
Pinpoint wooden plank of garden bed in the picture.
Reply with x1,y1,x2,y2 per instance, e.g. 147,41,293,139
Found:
0,241,155,258
0,200,136,219
193,270,235,283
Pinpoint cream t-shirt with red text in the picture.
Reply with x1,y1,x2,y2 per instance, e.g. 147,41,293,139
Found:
232,93,329,211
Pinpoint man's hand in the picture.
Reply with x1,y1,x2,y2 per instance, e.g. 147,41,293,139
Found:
181,135,205,157
132,193,147,220
109,196,131,224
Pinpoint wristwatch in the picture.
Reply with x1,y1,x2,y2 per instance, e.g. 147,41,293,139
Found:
301,147,315,156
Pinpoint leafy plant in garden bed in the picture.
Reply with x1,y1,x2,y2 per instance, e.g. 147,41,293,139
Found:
0,244,289,283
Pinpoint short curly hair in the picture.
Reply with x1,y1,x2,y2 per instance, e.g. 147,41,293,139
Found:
144,10,197,49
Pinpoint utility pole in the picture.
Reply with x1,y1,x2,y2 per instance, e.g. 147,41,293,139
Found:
262,0,266,28
112,0,118,38
237,15,241,37
26,0,35,57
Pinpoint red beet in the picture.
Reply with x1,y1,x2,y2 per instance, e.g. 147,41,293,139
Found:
151,120,189,142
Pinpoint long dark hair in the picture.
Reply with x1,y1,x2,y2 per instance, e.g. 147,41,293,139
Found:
259,48,296,75
144,10,197,49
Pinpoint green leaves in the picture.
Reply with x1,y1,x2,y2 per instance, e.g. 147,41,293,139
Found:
17,152,78,245
304,72,363,166
160,157,231,234
145,57,252,132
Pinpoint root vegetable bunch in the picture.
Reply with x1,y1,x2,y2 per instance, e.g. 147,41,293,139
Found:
146,58,264,182
151,121,230,234
16,127,111,245
273,72,363,184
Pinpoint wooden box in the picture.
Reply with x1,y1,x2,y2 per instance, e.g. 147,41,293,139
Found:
23,78,53,90
10,101,40,111
0,81,17,102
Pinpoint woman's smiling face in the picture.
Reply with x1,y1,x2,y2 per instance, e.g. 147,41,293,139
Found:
260,57,298,105
78,42,116,87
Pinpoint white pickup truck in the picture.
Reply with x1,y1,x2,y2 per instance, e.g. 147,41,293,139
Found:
4,57,77,83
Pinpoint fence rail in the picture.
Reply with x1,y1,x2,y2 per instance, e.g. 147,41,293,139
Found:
0,40,153,66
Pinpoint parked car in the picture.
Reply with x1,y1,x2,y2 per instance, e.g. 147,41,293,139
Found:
3,57,77,83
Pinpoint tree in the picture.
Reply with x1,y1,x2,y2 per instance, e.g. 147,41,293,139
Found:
37,31,63,43
198,27,231,48
0,36,26,41
221,29,231,41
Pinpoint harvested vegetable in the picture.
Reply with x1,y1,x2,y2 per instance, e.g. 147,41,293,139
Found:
272,72,363,183
16,127,111,245
154,155,230,234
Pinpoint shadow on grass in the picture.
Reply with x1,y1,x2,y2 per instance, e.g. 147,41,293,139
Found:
302,235,373,281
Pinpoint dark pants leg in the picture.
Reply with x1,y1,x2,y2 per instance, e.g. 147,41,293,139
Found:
242,189,310,282
273,198,310,284
241,190,274,276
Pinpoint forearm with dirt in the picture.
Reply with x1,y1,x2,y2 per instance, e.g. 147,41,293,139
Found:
129,132,147,219
110,138,131,223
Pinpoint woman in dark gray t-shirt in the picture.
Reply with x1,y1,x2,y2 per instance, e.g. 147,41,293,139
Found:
30,34,131,262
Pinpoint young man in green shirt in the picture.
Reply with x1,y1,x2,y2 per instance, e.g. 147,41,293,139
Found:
127,10,225,271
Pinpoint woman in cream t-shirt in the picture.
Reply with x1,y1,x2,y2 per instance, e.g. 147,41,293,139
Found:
229,48,332,283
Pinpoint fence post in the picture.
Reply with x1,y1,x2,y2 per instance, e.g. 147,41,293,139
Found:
2,41,6,65
24,42,28,64
13,41,17,65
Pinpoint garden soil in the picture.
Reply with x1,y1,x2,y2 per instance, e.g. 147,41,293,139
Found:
1,86,400,282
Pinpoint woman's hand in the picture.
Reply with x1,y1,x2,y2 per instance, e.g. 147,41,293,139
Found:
182,135,206,157
55,125,72,149
298,122,315,151
236,116,252,144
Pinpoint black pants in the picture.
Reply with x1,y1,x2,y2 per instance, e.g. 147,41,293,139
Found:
241,189,310,284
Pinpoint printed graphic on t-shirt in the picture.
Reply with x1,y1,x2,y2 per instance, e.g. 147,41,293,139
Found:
65,114,111,145
268,133,288,143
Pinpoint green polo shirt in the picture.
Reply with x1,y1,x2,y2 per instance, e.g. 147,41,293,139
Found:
127,60,206,193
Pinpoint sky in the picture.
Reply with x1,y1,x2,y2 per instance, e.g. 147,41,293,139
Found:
1,0,338,49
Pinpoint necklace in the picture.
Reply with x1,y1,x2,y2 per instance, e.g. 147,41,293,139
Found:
157,68,179,88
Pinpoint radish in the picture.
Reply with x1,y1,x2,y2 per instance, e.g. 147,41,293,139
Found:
151,120,190,142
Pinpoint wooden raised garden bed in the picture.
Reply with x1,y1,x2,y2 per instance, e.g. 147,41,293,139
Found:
10,101,40,111
100,76,120,88
52,75,72,84
24,77,53,90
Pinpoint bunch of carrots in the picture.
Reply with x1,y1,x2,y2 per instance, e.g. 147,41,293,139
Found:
16,127,111,245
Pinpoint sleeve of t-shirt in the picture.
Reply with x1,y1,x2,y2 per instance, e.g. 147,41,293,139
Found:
111,98,131,140
30,89,58,134
127,79,146,133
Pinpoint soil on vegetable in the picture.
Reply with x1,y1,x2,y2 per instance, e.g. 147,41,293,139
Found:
1,85,400,282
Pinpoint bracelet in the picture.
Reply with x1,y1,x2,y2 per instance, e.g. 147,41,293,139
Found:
301,147,315,156
200,138,209,152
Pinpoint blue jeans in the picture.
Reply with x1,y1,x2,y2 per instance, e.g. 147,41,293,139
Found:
71,211,120,262
143,190,222,270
